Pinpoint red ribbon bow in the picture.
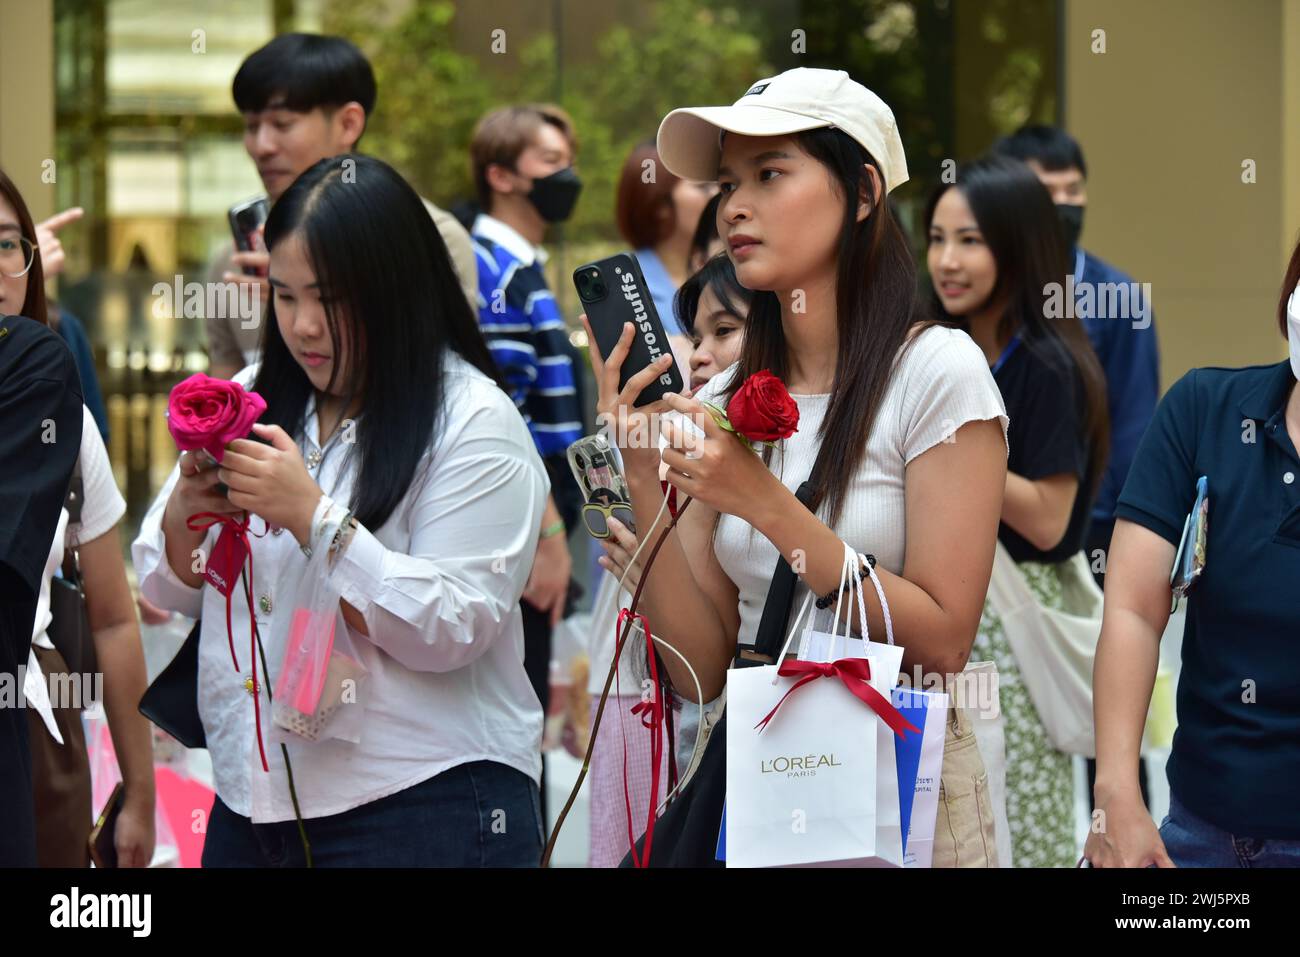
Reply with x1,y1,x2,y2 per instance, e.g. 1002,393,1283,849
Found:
629,699,661,730
754,657,921,740
187,510,270,772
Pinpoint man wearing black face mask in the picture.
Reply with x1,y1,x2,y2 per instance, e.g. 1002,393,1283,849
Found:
469,105,587,824
994,124,1160,813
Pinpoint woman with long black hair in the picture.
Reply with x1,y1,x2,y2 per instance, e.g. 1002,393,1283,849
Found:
926,153,1110,866
591,69,1011,866
133,155,549,867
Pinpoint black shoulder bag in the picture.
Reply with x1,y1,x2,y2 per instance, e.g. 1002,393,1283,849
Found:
138,619,205,749
47,461,98,678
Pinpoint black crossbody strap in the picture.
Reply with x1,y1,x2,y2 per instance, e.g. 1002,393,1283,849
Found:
735,479,816,667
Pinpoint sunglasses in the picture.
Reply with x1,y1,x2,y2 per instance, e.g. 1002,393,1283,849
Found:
583,501,636,539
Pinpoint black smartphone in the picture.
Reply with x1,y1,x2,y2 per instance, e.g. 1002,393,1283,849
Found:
228,197,270,277
575,252,685,407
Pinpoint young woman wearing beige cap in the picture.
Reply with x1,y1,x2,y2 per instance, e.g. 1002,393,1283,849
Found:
589,68,1011,866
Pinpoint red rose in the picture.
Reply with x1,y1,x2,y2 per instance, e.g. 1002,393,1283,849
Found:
726,370,799,443
166,373,267,463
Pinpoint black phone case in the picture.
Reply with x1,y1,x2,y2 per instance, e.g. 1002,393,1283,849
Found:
575,252,684,407
228,198,268,250
228,197,269,277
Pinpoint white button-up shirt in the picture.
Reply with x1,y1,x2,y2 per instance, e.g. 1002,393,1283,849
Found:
132,353,549,822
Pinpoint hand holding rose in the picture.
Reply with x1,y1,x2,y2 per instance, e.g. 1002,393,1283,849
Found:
658,392,778,524
164,449,243,529
659,369,799,523
163,373,320,553
219,424,323,547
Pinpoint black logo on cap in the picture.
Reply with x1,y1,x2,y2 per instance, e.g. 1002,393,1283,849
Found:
743,82,769,97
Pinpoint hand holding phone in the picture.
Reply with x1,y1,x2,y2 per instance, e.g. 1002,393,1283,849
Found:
228,197,270,277
576,253,685,407
581,316,678,479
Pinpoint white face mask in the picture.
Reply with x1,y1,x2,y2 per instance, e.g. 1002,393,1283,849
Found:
1289,282,1300,381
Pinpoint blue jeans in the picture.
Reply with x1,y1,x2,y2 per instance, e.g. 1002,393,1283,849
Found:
202,760,544,867
1160,792,1300,867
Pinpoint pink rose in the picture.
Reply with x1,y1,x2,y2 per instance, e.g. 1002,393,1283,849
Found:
166,373,267,463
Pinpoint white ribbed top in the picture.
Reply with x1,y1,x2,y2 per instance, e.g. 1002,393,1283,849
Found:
696,324,1010,647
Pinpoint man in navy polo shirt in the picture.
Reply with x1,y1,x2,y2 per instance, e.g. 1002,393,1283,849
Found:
1088,339,1300,865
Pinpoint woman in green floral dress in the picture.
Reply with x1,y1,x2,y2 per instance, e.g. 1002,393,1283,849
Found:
973,565,1078,866
926,155,1111,868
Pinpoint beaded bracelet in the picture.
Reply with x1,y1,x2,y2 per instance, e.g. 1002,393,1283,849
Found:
813,553,877,610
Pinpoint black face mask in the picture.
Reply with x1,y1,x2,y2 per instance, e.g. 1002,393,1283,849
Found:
525,166,582,223
1056,203,1084,250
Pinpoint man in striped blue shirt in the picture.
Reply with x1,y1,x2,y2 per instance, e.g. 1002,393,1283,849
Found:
472,217,584,458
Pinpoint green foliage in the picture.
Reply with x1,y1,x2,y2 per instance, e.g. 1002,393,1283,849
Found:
325,0,769,244
324,0,496,207
321,0,1055,288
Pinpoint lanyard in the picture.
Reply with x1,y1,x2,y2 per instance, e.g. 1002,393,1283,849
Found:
991,334,1022,375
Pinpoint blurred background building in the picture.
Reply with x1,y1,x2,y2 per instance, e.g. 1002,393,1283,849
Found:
1,0,1297,533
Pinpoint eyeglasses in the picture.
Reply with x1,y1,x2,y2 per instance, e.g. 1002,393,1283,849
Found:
582,501,636,539
0,235,35,279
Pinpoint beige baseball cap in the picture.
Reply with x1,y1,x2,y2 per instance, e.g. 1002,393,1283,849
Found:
656,67,909,193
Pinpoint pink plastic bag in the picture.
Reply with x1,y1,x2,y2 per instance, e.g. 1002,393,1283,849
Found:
270,527,368,745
